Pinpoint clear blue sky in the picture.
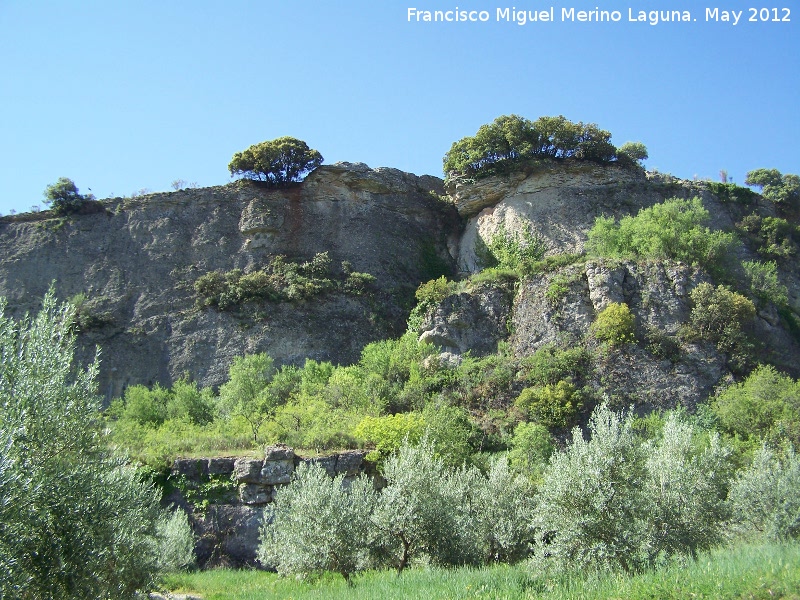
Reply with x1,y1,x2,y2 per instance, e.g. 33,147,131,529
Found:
1,1,797,215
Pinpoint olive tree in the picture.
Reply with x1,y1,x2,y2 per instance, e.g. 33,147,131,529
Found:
228,137,323,184
728,445,800,541
533,405,733,574
258,463,377,583
0,290,192,599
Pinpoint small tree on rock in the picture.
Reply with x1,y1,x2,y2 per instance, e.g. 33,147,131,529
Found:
43,177,95,214
228,137,323,185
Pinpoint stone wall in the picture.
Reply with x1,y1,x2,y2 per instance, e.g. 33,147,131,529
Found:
166,445,376,568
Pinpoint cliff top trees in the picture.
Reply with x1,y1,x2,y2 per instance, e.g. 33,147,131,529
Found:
43,177,95,214
228,137,323,185
745,168,800,205
443,114,623,179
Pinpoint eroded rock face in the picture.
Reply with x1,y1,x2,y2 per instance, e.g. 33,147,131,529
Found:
452,161,756,274
419,283,514,356
0,164,457,399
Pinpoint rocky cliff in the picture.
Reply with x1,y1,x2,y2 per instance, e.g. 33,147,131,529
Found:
0,163,457,400
420,160,800,412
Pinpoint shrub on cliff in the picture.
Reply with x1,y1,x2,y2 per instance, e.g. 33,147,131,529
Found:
617,141,649,165
0,290,190,599
228,136,323,185
587,197,737,268
443,114,618,179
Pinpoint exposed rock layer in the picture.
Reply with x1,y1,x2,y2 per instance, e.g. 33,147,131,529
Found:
0,163,455,399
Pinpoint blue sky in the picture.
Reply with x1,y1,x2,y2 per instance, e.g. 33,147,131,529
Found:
0,1,797,215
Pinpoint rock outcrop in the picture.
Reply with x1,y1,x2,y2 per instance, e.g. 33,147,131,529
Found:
0,163,458,400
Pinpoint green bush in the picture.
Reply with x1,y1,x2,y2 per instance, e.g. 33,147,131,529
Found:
421,400,479,467
706,182,758,204
586,197,737,268
515,381,583,429
521,344,593,387
195,253,373,310
737,214,798,259
687,283,755,356
228,137,323,185
508,421,555,479
712,365,800,447
742,260,788,307
590,302,636,347
353,412,425,463
482,223,547,273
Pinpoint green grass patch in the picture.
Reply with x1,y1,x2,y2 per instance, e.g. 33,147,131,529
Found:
162,543,800,600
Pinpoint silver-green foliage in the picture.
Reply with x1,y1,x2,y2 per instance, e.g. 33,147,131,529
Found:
728,445,800,541
474,457,536,563
0,290,189,599
533,405,732,574
258,463,377,583
370,438,474,572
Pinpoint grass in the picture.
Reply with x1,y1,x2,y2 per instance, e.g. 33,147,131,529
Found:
161,542,800,600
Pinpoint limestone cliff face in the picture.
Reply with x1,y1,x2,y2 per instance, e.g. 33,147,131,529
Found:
0,163,456,400
422,161,800,411
449,161,757,274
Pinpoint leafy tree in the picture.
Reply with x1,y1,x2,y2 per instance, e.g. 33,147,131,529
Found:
533,404,647,573
371,438,475,573
745,168,800,205
533,405,732,574
0,290,190,599
258,463,377,583
474,457,537,563
640,414,731,561
218,353,279,443
586,197,737,267
617,141,649,164
228,137,323,184
443,114,617,178
43,177,95,214
728,444,800,541
508,421,555,479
